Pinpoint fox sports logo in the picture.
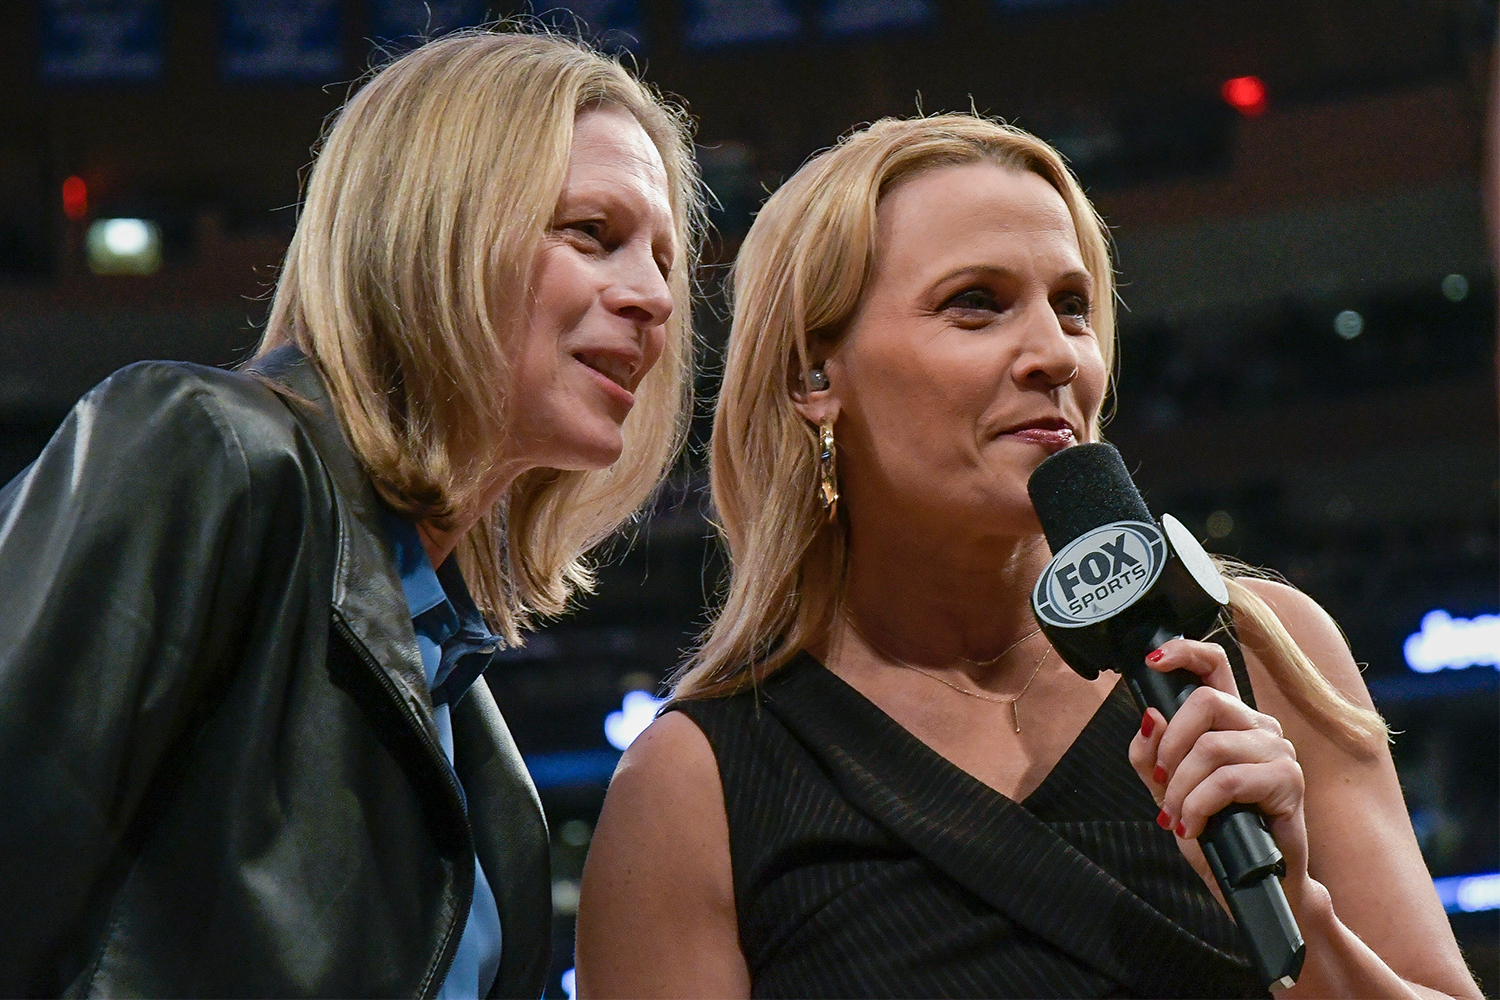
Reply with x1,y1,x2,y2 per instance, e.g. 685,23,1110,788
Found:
1033,521,1167,628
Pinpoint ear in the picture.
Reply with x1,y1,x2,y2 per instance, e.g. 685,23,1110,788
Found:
789,357,842,428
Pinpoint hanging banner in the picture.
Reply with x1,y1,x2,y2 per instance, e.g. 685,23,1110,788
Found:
683,0,800,48
819,0,934,37
369,0,488,49
220,0,342,81
40,0,162,83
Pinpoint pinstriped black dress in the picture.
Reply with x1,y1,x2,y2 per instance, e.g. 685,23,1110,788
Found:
671,652,1267,999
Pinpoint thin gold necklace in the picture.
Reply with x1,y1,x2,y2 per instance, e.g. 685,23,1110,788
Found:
842,614,1052,733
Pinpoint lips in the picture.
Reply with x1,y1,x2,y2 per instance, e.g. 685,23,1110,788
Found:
1001,417,1077,452
574,350,641,393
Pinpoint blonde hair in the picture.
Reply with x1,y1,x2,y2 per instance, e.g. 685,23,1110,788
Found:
1219,566,1387,754
676,113,1383,755
258,28,703,644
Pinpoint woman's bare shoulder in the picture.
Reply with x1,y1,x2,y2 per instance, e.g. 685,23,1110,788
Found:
575,709,749,998
599,708,729,832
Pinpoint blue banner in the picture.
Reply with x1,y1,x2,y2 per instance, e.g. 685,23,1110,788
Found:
820,0,934,37
683,0,800,48
221,0,342,81
369,0,489,48
40,0,162,83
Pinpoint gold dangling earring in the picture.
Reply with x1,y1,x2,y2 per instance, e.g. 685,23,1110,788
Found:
817,418,839,522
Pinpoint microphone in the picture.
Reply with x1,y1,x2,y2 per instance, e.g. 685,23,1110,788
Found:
1027,442,1305,992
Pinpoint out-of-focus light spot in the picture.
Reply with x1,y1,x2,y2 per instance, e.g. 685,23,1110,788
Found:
1433,872,1500,913
605,689,665,751
559,819,592,848
1205,510,1234,538
1403,610,1500,673
1333,309,1363,340
103,218,149,255
62,175,88,220
1221,76,1267,117
561,968,577,1000
86,218,161,275
552,878,580,916
1325,495,1353,521
1457,874,1500,912
1440,273,1469,302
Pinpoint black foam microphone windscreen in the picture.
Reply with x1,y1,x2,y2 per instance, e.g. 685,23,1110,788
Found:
1027,442,1153,547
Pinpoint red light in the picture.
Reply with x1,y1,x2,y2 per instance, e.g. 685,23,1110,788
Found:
1221,76,1267,117
62,175,88,220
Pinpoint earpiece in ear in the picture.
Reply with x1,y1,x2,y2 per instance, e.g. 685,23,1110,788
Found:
806,366,830,392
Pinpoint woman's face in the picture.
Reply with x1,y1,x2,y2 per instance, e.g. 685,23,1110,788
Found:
804,162,1106,537
506,106,677,472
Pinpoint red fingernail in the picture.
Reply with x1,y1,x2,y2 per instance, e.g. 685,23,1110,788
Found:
1140,713,1154,738
1175,821,1187,838
1156,809,1172,829
1146,649,1164,663
1152,765,1167,785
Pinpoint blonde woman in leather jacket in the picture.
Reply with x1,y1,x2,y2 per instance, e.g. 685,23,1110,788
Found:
0,29,701,998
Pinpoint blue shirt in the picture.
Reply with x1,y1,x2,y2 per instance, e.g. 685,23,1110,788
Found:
381,510,504,1000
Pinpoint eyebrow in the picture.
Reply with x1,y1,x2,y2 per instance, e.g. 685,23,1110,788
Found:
932,263,1092,288
558,184,679,265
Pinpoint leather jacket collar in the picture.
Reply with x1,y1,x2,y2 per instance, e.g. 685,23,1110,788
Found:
245,344,436,722
243,344,553,998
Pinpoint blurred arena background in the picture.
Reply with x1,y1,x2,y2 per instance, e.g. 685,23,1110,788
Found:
1,1,1495,995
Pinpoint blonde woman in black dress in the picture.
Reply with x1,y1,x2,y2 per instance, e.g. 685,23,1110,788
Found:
575,115,1480,999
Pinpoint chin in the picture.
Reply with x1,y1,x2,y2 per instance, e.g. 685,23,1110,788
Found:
556,435,626,472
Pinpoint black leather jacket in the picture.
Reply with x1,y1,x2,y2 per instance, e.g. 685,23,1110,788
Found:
0,346,551,998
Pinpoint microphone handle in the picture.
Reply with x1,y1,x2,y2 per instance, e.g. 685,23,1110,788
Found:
1124,628,1307,992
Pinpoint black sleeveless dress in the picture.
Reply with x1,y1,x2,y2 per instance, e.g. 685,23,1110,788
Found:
671,653,1267,999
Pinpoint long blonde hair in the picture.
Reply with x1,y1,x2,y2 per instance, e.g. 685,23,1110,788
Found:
258,29,703,644
676,114,1383,755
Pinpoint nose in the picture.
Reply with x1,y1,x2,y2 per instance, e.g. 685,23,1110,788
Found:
602,242,675,331
1011,299,1080,391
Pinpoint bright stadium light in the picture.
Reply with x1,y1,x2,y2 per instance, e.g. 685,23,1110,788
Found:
86,218,161,275
605,689,665,751
1433,872,1500,913
1403,610,1500,673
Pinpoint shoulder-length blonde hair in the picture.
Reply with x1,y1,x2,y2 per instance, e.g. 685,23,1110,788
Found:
677,113,1383,755
257,28,703,644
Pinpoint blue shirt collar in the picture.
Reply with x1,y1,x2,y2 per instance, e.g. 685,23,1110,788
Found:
380,508,503,707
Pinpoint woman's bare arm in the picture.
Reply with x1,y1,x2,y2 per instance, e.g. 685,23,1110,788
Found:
575,711,751,999
1242,579,1480,999
1132,577,1480,999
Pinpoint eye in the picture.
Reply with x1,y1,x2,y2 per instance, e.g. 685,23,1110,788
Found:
943,287,1002,313
937,286,1008,330
1054,291,1093,331
565,219,607,243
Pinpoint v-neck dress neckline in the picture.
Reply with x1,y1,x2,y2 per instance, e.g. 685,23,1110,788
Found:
810,652,1132,811
672,650,1264,998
